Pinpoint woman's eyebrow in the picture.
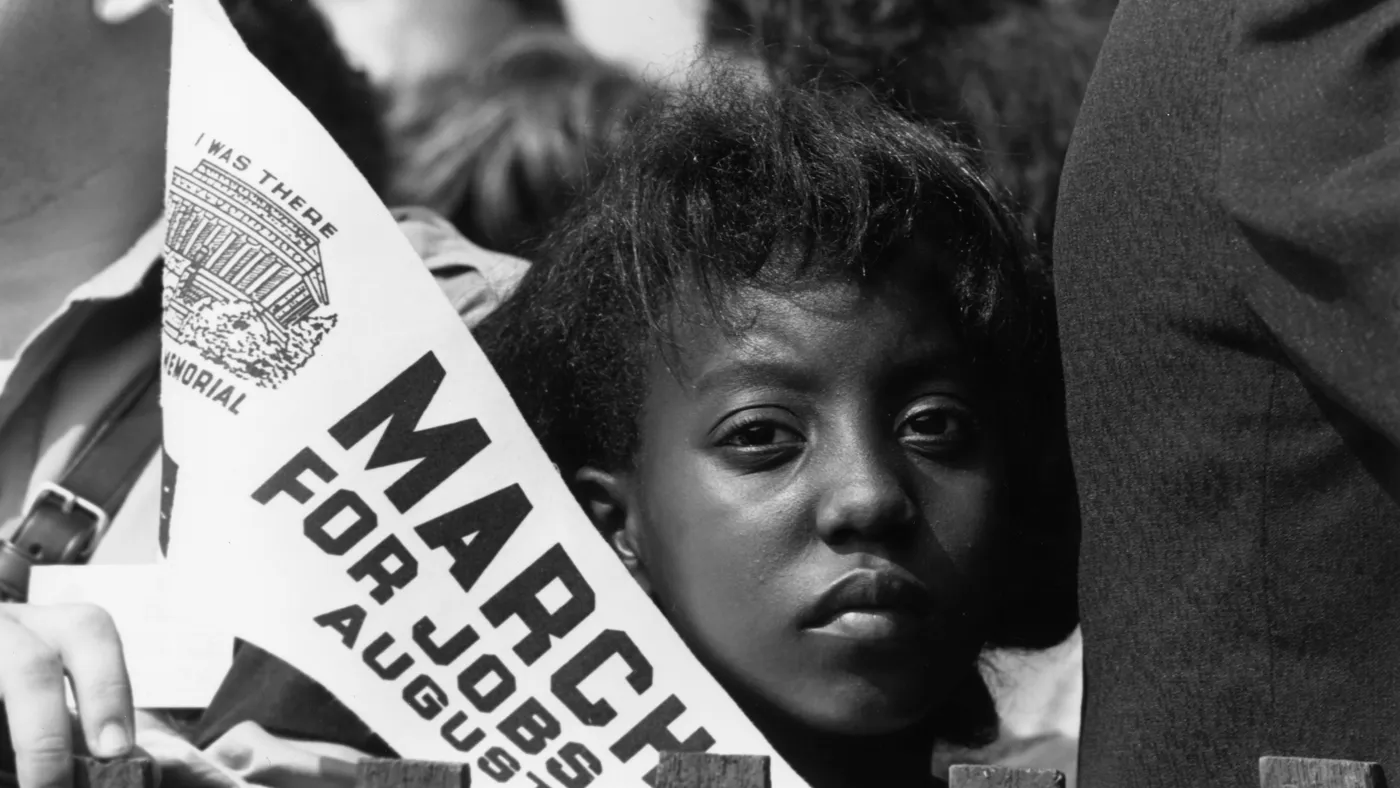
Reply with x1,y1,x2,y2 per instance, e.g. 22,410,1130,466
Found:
690,357,821,394
690,351,965,396
880,348,967,387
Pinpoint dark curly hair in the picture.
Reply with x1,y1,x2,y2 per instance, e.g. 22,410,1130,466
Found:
475,69,1078,653
708,0,1113,259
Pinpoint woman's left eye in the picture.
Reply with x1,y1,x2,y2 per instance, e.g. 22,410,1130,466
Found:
897,402,977,453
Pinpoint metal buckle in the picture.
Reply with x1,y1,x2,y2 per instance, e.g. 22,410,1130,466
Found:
27,482,113,561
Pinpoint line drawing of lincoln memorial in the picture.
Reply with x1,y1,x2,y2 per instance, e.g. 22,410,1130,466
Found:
164,159,330,342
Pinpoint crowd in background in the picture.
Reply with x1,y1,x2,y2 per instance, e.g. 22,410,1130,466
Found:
293,0,1111,262
9,0,1400,781
0,0,1114,785
10,0,1397,786
239,0,1116,781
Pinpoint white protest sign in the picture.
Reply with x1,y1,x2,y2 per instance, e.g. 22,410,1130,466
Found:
28,566,232,709
160,1,805,785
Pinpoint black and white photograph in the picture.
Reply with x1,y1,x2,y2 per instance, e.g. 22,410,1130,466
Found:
0,0,1395,787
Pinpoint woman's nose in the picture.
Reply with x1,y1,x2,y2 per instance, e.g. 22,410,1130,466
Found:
813,442,918,545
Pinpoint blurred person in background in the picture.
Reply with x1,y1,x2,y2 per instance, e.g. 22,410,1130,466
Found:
0,2,522,787
309,0,707,94
386,28,653,256
309,0,653,258
223,0,391,196
707,0,1112,262
307,0,565,96
555,0,708,84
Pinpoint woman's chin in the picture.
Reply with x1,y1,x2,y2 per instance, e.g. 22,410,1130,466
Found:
781,680,939,737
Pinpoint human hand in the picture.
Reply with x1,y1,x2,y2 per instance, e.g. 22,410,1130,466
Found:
200,722,367,788
0,603,133,788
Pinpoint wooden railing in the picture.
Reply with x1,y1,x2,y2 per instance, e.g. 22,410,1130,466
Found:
66,753,1389,788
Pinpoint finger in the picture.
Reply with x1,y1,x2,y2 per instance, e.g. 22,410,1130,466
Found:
205,723,359,788
13,605,133,760
133,730,239,788
0,613,74,788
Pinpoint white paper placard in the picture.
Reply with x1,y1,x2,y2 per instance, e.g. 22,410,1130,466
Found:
159,1,804,785
28,565,232,709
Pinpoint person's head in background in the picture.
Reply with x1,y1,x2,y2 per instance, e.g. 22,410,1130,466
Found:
222,0,390,194
475,69,1079,788
0,0,384,273
707,0,1113,261
0,0,384,361
388,28,652,257
307,0,565,98
0,0,173,319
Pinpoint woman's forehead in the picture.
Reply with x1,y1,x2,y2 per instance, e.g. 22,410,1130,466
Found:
656,281,962,388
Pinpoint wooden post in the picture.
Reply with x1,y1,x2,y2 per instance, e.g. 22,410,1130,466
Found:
654,753,771,788
355,758,471,788
949,764,1066,788
1259,757,1387,788
73,757,156,788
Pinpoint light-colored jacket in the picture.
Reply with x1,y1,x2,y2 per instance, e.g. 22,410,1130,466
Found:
0,206,527,569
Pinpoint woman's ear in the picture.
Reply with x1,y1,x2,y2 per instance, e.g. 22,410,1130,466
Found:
574,466,652,596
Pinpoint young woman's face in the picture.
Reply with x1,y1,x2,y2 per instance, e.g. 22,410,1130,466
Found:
592,268,1008,737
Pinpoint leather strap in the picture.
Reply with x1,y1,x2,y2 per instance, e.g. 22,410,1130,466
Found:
0,364,161,602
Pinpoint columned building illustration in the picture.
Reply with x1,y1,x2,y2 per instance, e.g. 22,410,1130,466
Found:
164,160,329,340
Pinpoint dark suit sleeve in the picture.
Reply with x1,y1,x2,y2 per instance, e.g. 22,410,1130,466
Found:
1218,0,1400,446
193,641,396,757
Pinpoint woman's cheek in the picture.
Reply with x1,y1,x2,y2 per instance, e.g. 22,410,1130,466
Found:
641,472,794,652
935,483,1000,555
944,475,1010,606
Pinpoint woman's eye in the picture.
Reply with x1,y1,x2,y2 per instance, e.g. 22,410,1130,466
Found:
907,411,957,437
898,404,977,452
720,422,801,448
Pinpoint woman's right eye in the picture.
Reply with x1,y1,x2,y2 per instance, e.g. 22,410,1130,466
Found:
711,407,806,456
720,422,800,448
714,417,804,472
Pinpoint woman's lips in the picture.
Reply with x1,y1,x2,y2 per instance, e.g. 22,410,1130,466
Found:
808,609,927,640
802,568,935,642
